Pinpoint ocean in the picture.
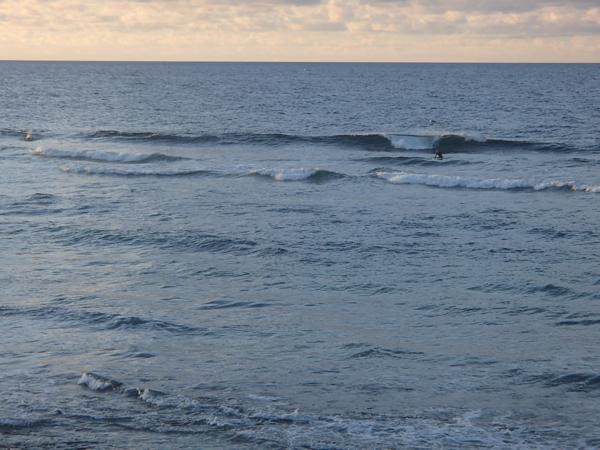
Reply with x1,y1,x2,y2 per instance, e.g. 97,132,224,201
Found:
1,61,599,449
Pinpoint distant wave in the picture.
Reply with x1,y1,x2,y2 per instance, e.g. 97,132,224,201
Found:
345,344,424,360
60,165,213,177
524,372,600,392
60,163,345,182
0,128,24,137
197,298,272,310
374,171,600,193
22,193,58,204
0,418,49,430
33,147,184,163
46,224,263,256
81,129,581,153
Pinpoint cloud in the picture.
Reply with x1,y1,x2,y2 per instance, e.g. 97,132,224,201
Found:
363,0,599,12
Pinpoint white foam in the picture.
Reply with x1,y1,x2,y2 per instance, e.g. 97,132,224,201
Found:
70,371,564,448
252,168,320,181
77,372,120,391
33,147,173,163
254,407,528,449
375,171,600,192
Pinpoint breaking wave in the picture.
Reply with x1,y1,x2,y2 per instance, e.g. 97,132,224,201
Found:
33,147,185,163
80,129,582,153
247,168,345,182
374,171,600,193
78,372,123,392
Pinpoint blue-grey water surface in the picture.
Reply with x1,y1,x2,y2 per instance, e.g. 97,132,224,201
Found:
1,62,600,449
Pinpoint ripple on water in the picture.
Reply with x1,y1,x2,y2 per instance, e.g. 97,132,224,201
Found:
0,305,208,335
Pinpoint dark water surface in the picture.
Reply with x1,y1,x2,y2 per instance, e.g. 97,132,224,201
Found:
1,62,600,449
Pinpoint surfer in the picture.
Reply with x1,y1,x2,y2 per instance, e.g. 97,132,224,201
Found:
434,149,443,160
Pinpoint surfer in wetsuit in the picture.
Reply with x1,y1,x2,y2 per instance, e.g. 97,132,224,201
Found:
434,149,443,160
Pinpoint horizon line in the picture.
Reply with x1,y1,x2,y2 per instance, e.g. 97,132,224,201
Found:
1,59,599,64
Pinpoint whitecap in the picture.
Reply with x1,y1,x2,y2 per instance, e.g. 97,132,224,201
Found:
77,372,122,392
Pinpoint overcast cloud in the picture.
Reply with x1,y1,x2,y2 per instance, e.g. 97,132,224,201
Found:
0,0,598,61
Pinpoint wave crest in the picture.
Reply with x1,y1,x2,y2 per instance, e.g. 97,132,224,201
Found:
85,129,219,144
78,129,584,153
60,165,213,177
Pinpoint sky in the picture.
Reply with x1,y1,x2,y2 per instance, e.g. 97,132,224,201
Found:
0,0,599,62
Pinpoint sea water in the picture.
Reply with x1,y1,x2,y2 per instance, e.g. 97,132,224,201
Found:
1,62,600,448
